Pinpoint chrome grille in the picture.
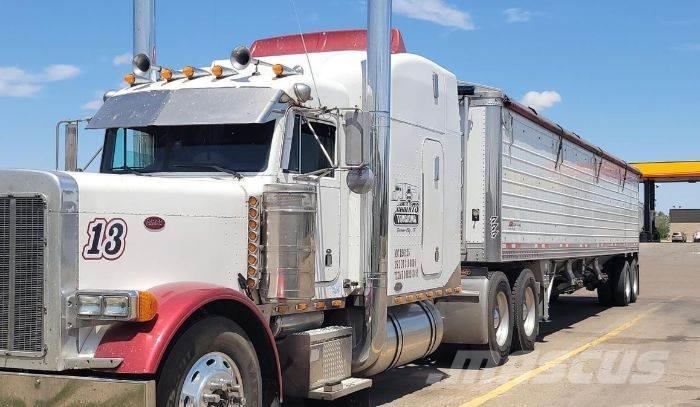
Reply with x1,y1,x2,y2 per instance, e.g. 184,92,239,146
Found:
0,195,45,354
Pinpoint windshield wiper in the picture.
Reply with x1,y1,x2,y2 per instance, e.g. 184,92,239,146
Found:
170,164,243,179
112,165,149,176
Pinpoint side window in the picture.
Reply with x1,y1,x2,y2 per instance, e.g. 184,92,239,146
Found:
286,115,336,177
111,128,155,169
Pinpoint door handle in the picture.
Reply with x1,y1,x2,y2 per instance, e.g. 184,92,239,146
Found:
325,249,333,267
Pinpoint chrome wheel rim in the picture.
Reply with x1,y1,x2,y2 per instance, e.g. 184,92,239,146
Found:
180,352,245,407
494,291,510,346
523,286,536,337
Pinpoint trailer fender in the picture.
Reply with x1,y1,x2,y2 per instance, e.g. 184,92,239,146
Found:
94,282,281,396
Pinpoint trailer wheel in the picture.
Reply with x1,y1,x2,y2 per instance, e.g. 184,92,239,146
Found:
477,272,512,366
511,269,539,352
629,259,639,303
612,261,632,307
157,316,262,407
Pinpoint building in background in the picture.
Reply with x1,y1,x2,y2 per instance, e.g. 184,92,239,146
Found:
669,209,700,241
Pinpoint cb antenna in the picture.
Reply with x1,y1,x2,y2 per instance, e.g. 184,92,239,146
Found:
289,0,322,108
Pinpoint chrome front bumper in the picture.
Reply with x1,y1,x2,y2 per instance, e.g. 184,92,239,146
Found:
0,371,155,406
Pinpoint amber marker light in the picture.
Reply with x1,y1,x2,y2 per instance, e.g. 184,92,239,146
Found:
124,73,136,85
272,64,284,77
161,68,173,81
182,66,195,79
247,266,257,277
211,65,224,78
248,243,257,253
248,196,258,207
247,255,257,265
248,219,258,229
248,231,257,241
136,291,158,322
249,208,258,218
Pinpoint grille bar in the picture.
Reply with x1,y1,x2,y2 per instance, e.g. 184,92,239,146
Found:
0,195,45,354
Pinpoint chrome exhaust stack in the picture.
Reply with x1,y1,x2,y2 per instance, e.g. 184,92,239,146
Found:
133,0,157,79
352,0,392,374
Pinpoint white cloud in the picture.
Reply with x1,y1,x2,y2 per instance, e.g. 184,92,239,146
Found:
521,90,562,111
673,43,700,52
394,0,475,30
43,64,81,81
113,53,132,66
82,99,103,110
0,64,81,97
504,8,532,23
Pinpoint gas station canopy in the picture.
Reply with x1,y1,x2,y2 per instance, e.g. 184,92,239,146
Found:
631,161,700,183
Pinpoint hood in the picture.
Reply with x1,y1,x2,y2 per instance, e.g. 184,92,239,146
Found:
71,172,250,292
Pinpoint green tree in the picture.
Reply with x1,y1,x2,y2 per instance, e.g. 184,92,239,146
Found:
656,211,670,240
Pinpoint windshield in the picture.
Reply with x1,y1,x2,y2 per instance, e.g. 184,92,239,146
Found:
100,121,276,174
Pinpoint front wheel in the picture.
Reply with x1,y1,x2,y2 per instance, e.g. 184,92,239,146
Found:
157,316,262,407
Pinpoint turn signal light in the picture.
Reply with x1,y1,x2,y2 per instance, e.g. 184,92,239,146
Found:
136,291,158,322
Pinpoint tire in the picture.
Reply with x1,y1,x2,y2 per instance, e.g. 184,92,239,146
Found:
612,261,632,307
511,269,539,352
597,259,618,306
157,316,262,407
629,259,639,303
476,272,513,366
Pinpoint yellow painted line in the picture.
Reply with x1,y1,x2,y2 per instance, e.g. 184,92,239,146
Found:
460,304,662,407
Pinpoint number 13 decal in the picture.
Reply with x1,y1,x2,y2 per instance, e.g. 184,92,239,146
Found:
82,218,128,260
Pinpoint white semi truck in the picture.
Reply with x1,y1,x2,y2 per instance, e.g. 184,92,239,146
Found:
0,1,641,406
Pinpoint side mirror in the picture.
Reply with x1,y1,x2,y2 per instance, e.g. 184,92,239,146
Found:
343,110,369,166
343,111,373,194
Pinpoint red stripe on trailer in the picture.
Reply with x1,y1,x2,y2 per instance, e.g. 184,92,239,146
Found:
251,28,407,57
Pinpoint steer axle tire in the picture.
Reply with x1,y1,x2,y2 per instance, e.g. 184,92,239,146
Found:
157,316,262,407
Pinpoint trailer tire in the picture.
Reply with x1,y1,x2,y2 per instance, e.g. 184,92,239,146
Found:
612,261,632,307
511,269,539,352
477,272,512,366
156,316,262,407
629,259,639,303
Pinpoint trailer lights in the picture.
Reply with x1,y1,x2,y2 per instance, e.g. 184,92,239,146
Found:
75,291,158,323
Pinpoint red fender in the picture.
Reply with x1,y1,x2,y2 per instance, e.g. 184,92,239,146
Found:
95,282,281,392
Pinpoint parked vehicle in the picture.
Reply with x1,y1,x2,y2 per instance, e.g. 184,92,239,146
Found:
693,232,700,242
672,232,687,242
0,1,641,405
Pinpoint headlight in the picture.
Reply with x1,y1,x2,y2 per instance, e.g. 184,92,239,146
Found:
75,291,158,322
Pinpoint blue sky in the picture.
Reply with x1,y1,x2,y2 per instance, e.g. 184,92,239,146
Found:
0,0,698,213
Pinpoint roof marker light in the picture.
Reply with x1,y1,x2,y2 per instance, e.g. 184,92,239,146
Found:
160,67,185,81
182,66,210,80
124,73,151,86
211,64,237,79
